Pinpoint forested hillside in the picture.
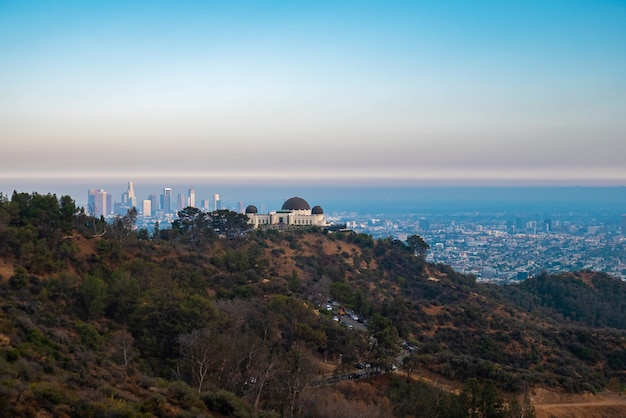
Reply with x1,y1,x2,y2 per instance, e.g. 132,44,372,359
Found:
500,271,626,329
0,191,625,417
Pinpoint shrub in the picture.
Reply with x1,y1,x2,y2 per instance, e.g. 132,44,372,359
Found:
9,266,29,289
32,382,66,405
3,348,20,362
76,322,101,349
167,380,201,406
202,389,252,417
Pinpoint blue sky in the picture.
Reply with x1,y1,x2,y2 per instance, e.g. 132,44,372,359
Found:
1,0,625,186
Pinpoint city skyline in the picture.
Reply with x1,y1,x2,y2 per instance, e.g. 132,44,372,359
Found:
6,181,622,219
1,1,625,186
80,183,239,217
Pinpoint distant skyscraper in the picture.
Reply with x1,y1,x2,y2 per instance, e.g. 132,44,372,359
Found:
544,219,552,232
142,199,152,217
188,186,195,208
127,181,137,208
88,189,107,218
106,193,112,216
238,201,244,214
163,188,172,213
113,201,123,215
177,193,184,212
213,193,221,211
88,189,96,215
149,194,159,213
201,199,210,211
622,214,626,236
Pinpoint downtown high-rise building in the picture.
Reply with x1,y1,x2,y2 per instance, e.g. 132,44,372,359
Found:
544,219,552,232
106,194,112,217
142,199,152,217
127,181,137,208
188,186,195,208
213,193,221,211
163,188,172,214
149,194,159,214
88,189,107,218
88,189,95,215
622,214,626,236
177,193,184,212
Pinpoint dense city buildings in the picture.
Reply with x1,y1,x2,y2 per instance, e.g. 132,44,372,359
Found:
85,181,626,283
87,182,227,231
334,210,626,282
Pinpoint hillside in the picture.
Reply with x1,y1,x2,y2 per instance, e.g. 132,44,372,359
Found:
500,271,626,329
0,191,625,417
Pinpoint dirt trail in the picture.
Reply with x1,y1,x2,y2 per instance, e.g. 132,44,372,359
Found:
533,389,626,418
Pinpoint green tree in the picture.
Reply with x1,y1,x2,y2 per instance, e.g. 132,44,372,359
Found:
269,295,312,350
152,220,161,241
9,265,29,289
105,269,141,321
79,274,108,320
48,271,79,299
329,282,355,305
58,194,78,234
462,378,506,418
288,269,302,293
406,234,429,260
173,207,213,248
368,313,400,367
209,209,252,239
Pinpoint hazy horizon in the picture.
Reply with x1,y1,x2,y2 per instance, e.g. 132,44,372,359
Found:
2,179,625,217
2,1,625,185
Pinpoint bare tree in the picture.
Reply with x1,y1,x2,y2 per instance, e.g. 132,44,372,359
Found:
178,328,220,393
111,330,137,367
283,348,317,418
86,203,107,237
109,207,137,245
252,355,277,415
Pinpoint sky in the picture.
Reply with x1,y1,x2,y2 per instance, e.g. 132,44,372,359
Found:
1,0,625,187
